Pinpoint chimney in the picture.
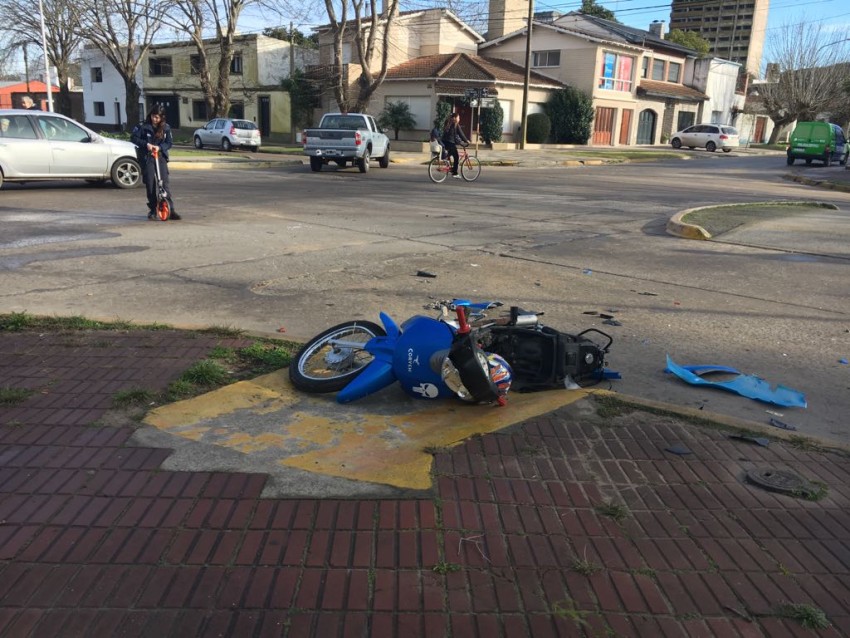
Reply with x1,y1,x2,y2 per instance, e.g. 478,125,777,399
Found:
487,0,528,40
649,20,667,39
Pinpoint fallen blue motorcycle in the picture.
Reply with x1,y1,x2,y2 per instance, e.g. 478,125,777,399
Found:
288,300,615,405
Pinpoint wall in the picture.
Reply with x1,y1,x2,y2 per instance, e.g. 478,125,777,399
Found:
80,46,144,129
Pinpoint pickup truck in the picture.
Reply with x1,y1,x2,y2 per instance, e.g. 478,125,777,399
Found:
302,113,390,173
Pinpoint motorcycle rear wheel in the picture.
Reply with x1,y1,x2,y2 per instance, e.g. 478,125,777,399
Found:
289,321,386,393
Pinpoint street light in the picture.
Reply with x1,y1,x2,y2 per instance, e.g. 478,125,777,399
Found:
37,0,53,111
815,38,850,57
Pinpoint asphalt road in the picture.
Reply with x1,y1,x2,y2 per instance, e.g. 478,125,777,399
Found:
2,153,850,446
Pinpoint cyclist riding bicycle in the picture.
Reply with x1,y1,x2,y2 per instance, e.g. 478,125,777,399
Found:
441,112,469,179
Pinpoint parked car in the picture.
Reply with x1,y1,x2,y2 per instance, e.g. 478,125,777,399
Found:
786,121,848,166
193,118,261,151
0,109,141,189
670,124,740,153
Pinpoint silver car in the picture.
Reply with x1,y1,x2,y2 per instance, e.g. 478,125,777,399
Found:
0,110,142,189
670,124,740,153
192,118,261,151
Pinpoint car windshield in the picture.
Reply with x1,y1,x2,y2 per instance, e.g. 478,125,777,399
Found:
232,120,257,130
721,127,738,135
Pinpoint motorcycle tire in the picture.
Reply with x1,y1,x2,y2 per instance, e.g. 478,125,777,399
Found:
289,320,386,393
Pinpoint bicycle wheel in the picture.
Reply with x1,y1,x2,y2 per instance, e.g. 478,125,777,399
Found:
461,156,481,182
289,321,386,393
428,157,448,183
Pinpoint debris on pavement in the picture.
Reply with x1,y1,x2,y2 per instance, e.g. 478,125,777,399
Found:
665,443,693,455
768,417,797,431
729,434,770,447
602,318,622,326
416,270,437,278
665,355,807,408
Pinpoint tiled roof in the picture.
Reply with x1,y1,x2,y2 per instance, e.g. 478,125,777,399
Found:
638,79,707,101
385,53,563,88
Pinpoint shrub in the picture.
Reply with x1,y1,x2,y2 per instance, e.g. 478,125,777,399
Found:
377,101,417,140
525,112,551,143
479,100,504,144
434,101,453,129
546,87,595,144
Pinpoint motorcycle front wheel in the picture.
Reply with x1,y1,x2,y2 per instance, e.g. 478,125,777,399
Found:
289,321,386,393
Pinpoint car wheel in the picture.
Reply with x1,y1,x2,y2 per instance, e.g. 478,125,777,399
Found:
357,148,370,173
787,156,795,165
379,146,390,168
722,148,732,153
805,159,812,165
706,141,717,152
310,157,323,172
688,146,695,150
222,138,232,152
671,138,682,149
111,157,141,189
824,152,832,167
194,136,203,149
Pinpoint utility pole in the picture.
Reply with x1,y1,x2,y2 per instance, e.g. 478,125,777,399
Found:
289,21,296,143
520,0,534,150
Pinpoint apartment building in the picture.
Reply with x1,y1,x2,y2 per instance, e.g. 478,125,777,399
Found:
669,0,769,76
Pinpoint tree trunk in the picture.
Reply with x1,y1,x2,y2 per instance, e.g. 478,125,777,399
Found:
124,80,142,131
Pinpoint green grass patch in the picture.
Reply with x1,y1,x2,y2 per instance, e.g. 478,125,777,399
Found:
239,341,291,370
112,388,155,407
571,556,602,576
432,561,462,575
774,603,829,629
0,312,169,333
561,150,685,161
681,202,835,238
595,500,629,523
180,360,229,386
0,387,34,405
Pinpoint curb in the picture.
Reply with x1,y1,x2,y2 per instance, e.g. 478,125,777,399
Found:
666,207,712,240
783,172,850,193
592,389,850,455
170,159,302,170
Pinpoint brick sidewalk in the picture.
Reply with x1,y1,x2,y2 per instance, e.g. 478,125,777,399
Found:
0,330,848,637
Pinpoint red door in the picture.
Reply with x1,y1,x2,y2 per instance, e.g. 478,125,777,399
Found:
593,107,615,145
619,109,633,145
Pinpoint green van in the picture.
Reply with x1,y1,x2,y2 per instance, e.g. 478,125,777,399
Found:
786,121,848,166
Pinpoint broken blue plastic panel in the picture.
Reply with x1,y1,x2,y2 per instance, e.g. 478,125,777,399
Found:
665,355,807,409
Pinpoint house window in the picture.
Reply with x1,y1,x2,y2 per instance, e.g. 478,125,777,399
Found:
228,102,244,119
641,58,649,78
91,67,103,83
651,59,665,81
149,57,173,77
192,100,208,121
598,53,634,92
532,50,560,68
230,54,243,75
667,62,681,83
94,102,105,116
190,54,201,75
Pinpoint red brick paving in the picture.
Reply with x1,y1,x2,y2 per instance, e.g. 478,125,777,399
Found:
1,330,849,636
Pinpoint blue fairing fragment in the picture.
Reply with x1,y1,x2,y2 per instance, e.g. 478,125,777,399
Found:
665,355,807,408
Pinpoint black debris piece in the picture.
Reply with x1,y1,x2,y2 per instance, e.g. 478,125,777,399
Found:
665,443,692,455
602,319,622,326
416,270,437,278
768,418,797,431
729,434,770,447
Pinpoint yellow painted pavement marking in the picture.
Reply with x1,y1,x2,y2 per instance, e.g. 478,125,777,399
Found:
144,371,589,490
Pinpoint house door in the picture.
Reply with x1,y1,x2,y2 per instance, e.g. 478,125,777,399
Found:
636,109,657,145
754,116,766,144
114,102,122,129
593,107,615,145
619,109,633,145
259,96,271,137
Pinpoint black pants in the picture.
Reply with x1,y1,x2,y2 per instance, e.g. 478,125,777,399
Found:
443,142,459,175
143,155,169,212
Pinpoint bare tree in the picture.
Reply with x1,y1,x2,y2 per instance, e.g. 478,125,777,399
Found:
321,0,400,112
760,22,850,143
73,0,167,129
0,0,83,115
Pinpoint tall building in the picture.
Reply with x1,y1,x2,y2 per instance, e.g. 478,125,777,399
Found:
669,0,769,77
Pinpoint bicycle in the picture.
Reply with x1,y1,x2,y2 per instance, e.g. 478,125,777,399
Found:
428,145,481,183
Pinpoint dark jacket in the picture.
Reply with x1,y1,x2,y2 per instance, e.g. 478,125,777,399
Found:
131,121,173,161
442,122,469,146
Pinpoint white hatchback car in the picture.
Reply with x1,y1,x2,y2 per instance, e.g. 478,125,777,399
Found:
0,109,142,189
670,124,740,153
193,118,261,151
